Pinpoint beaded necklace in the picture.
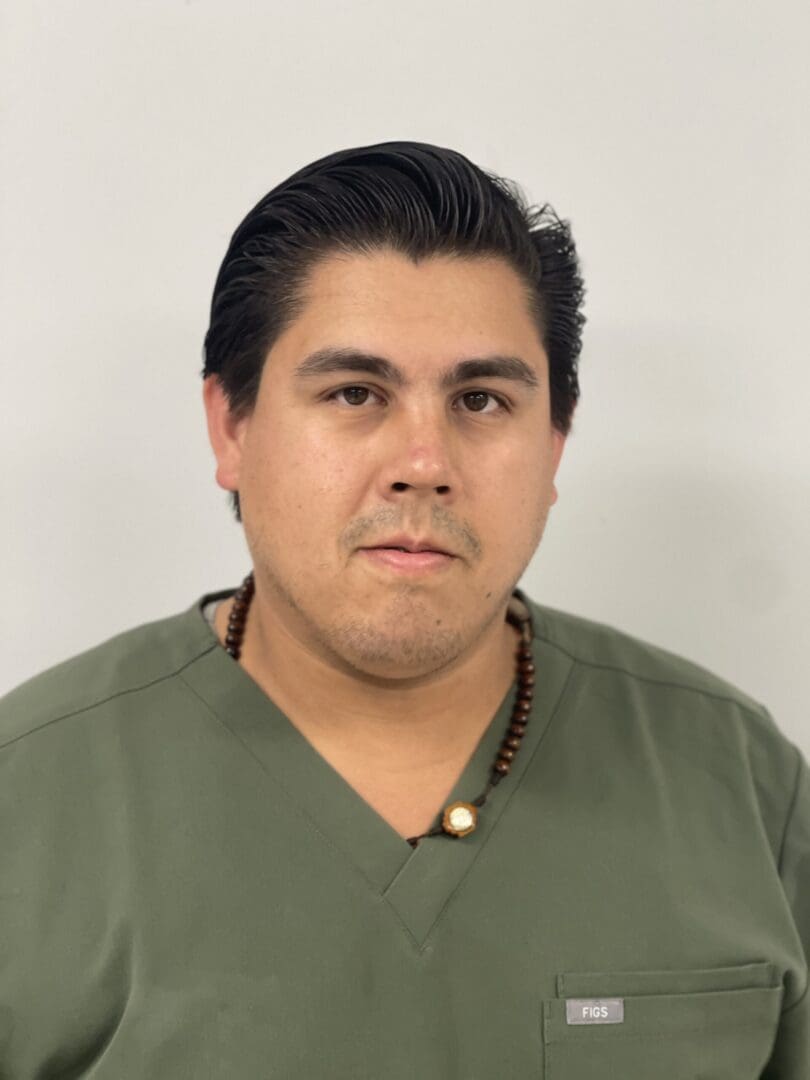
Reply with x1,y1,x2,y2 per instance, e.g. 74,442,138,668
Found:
222,573,535,847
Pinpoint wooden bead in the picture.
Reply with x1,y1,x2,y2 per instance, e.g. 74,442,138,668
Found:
504,736,521,750
442,801,478,837
494,760,512,775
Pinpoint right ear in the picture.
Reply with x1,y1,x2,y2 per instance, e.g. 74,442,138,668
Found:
202,375,248,494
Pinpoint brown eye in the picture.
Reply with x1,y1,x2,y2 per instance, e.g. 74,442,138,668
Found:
462,391,490,412
458,391,505,414
341,387,370,405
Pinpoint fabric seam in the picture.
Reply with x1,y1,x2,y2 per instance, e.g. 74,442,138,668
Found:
535,635,769,718
414,657,578,953
776,745,804,877
175,671,421,944
0,642,220,752
773,746,809,1013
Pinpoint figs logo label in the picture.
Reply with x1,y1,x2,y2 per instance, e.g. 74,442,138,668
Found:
565,999,625,1025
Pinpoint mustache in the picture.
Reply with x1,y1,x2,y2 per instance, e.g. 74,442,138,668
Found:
345,516,481,560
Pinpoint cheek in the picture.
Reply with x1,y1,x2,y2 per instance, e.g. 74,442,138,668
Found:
485,439,551,502
242,431,357,540
482,447,553,543
286,420,373,505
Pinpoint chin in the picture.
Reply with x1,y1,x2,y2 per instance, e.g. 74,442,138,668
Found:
343,636,467,679
326,608,469,676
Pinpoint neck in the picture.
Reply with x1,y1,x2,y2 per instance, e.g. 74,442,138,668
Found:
213,585,521,778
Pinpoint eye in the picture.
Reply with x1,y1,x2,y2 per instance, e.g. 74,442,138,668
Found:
456,390,508,415
328,386,384,407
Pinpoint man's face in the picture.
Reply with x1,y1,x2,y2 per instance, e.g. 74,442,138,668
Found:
206,248,566,679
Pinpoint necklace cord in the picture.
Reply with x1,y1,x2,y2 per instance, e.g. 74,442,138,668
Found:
222,572,535,847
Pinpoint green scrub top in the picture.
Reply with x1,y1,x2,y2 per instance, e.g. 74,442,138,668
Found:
1,589,807,1078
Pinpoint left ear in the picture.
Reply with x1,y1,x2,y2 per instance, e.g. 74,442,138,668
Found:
549,429,567,506
202,375,249,493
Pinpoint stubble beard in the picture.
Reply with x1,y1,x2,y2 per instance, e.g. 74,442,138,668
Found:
246,496,549,680
251,551,517,680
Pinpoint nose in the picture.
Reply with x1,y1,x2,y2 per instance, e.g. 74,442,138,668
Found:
376,405,457,500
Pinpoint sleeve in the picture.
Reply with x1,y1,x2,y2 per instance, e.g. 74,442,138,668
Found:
762,747,810,1078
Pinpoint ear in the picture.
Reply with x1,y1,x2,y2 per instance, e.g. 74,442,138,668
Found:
549,429,567,507
202,375,249,493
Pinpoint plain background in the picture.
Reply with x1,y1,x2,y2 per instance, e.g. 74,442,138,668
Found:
1,1,808,755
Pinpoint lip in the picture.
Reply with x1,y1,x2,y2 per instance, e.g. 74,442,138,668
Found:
358,548,456,574
363,534,455,556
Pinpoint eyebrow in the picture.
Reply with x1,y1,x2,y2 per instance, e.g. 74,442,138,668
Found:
292,347,540,393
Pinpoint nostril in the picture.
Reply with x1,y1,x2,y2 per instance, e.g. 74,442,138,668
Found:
389,482,450,493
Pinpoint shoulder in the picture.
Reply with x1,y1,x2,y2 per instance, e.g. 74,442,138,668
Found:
0,601,219,750
523,595,800,771
527,596,766,713
524,594,805,843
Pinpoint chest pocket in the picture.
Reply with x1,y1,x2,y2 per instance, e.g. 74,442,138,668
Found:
542,961,782,1079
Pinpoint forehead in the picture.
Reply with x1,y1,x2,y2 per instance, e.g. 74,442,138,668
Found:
284,248,543,356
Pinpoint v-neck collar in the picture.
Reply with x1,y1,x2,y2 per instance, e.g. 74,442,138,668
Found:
180,587,573,947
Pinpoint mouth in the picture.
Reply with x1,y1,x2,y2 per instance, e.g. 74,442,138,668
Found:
358,546,457,575
362,534,455,557
376,545,446,554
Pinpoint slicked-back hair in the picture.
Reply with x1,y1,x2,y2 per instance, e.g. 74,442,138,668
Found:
202,140,587,521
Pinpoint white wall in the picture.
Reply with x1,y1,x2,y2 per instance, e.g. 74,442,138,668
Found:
2,0,808,754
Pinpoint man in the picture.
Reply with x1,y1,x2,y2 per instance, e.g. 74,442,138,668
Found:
1,141,806,1078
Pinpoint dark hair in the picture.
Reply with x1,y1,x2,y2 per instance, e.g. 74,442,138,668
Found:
202,140,587,521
